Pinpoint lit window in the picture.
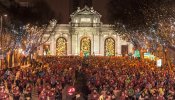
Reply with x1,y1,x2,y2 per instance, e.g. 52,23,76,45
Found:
81,18,91,22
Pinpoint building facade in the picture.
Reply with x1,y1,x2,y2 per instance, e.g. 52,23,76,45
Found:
38,6,133,56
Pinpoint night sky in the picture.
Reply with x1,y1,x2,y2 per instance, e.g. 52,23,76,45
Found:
43,0,109,24
0,0,175,26
39,0,175,27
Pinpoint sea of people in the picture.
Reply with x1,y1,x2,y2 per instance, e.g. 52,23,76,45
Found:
0,56,175,100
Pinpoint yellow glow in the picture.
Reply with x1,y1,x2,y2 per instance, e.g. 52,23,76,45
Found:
18,48,23,53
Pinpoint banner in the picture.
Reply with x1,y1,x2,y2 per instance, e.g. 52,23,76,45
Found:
144,52,150,59
134,50,140,58
157,59,162,67
144,52,155,60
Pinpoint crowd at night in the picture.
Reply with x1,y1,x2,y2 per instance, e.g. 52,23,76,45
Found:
0,56,174,99
0,0,175,100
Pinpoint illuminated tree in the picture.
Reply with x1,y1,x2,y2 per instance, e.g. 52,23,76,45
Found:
0,29,16,55
0,18,17,68
20,19,57,56
108,0,175,64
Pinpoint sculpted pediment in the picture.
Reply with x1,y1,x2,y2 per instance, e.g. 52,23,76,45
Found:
71,6,101,17
70,6,102,26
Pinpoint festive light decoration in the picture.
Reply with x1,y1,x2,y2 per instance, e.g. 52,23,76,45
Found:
67,87,75,96
20,19,57,55
112,1,175,65
109,0,175,50
105,37,115,56
80,37,91,55
0,24,16,55
56,37,67,56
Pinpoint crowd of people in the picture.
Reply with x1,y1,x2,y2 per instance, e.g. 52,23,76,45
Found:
0,56,174,100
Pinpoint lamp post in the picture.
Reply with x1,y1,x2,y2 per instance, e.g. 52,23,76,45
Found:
0,14,7,69
0,14,7,46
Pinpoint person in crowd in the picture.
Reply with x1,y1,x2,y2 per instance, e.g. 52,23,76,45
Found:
0,84,9,100
0,56,174,100
12,86,21,100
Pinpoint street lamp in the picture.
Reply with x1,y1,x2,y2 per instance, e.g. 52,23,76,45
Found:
0,14,8,48
0,14,7,69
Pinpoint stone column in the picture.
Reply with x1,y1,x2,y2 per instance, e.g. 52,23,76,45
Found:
71,33,77,55
53,35,56,55
101,34,105,56
50,34,55,55
117,35,121,55
99,34,101,55
93,34,99,55
70,34,72,55
77,33,79,55
93,33,94,54
128,43,134,54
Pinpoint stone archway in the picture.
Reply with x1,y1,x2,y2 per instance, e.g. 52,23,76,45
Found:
104,37,115,56
80,37,91,56
56,37,67,56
